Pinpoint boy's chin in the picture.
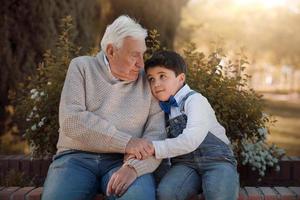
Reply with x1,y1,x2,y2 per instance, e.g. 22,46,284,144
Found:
157,96,169,102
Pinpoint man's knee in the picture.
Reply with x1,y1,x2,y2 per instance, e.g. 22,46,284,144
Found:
119,174,155,200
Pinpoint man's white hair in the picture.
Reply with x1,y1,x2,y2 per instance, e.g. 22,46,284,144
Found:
101,15,147,54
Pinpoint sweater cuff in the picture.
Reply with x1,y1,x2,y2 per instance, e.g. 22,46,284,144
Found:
153,140,168,159
110,129,132,153
125,158,159,177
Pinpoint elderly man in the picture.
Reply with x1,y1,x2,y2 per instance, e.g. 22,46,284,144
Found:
42,15,166,200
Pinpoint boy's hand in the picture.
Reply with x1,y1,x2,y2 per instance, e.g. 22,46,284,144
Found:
125,138,154,160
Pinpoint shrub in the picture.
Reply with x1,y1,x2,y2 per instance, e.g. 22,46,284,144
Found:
183,43,284,176
13,16,83,157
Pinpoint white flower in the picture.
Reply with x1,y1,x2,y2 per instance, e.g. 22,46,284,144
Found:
38,121,44,127
47,82,52,85
33,106,37,111
40,91,45,96
28,112,33,118
31,124,37,131
30,89,37,94
31,93,38,99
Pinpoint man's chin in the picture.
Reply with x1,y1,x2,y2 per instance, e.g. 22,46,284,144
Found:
123,74,139,82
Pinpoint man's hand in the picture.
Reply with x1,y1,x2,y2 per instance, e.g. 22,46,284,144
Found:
106,165,137,197
125,138,154,160
123,154,136,161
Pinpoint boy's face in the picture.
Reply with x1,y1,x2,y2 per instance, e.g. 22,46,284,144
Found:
146,66,185,101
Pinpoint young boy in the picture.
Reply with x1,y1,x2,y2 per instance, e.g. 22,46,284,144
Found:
144,50,239,200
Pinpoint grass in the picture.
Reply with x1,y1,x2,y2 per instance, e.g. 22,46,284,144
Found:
263,98,300,156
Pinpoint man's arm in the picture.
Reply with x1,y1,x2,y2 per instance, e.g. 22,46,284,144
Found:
123,95,167,176
105,91,166,197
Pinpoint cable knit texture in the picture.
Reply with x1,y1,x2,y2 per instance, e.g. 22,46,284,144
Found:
57,51,166,176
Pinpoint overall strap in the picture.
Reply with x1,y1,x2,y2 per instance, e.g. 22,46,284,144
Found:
179,91,197,113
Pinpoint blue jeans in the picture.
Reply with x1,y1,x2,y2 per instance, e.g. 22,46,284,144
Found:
156,133,239,200
41,151,156,200
157,161,239,200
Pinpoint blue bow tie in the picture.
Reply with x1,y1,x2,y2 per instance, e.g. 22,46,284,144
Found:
159,96,178,114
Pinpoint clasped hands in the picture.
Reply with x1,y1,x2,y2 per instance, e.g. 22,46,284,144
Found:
125,137,155,160
106,138,154,197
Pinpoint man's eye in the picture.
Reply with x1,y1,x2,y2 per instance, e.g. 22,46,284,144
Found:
132,53,139,58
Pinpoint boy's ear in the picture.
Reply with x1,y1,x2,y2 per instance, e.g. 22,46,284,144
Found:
178,73,186,84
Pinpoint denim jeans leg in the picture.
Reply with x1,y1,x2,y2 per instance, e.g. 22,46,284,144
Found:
157,164,201,200
201,161,239,200
41,152,99,200
101,166,156,200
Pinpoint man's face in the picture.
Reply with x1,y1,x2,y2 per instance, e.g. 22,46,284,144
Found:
146,66,185,101
107,37,146,81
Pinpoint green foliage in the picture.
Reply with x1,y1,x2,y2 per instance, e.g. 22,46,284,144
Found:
183,43,285,176
14,16,82,157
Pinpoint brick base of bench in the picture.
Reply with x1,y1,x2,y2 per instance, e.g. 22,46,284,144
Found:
1,186,300,200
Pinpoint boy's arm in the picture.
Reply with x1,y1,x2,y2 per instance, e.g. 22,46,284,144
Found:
152,94,217,159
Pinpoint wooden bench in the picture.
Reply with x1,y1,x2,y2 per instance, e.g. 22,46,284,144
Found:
0,186,300,200
1,155,300,186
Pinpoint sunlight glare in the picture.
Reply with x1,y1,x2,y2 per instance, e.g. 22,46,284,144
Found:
233,0,287,9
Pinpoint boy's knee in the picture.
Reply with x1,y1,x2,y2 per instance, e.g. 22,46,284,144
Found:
157,183,178,200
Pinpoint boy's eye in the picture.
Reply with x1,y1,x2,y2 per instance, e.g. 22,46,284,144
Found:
160,74,167,79
148,77,154,82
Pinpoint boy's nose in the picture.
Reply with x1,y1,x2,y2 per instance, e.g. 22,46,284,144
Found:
154,80,160,87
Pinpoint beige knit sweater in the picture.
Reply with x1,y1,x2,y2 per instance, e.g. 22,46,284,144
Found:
56,51,166,176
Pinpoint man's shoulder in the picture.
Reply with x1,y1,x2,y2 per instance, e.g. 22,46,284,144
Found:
71,55,97,65
69,55,101,71
138,70,153,93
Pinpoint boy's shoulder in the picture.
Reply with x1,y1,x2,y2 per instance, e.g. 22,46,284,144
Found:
183,90,210,106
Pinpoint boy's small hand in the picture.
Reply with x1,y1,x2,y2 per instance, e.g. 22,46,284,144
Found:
125,138,155,160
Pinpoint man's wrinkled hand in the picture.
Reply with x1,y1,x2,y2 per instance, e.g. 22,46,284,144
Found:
123,154,136,161
106,165,137,197
125,138,154,160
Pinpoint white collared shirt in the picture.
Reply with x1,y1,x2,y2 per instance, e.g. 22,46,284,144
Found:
152,84,230,159
103,53,119,81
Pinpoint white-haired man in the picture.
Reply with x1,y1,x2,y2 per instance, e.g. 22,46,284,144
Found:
42,15,166,200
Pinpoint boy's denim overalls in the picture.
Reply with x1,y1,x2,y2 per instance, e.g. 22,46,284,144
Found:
157,91,239,200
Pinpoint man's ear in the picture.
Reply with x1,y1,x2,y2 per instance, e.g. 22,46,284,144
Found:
106,44,114,59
